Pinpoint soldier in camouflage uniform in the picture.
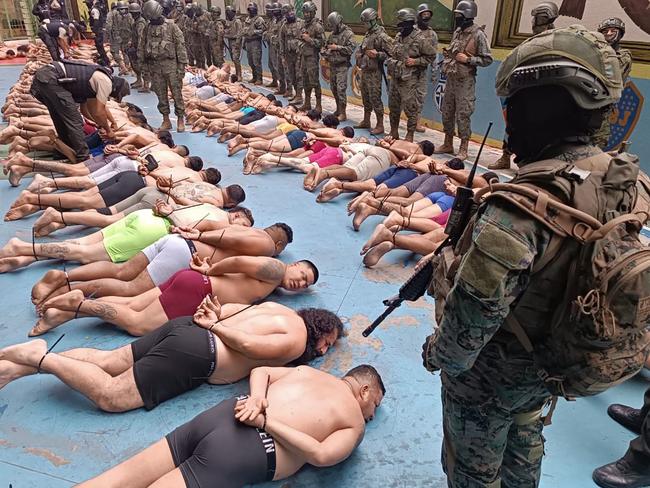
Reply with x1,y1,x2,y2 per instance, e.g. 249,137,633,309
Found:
280,3,303,103
269,3,287,95
262,3,276,87
242,2,266,85
139,0,188,132
224,6,243,81
208,6,225,68
106,1,130,74
592,17,633,149
422,25,624,488
355,8,392,135
490,1,558,170
297,1,324,112
415,3,438,133
117,2,134,73
200,5,213,67
190,5,207,69
177,4,194,66
322,12,356,121
437,0,492,160
386,8,436,142
129,3,149,92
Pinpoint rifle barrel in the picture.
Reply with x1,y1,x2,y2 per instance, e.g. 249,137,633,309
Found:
466,121,493,187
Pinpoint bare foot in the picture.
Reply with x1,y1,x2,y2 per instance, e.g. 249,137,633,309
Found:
9,189,31,209
0,256,37,273
41,289,85,313
26,174,55,193
0,339,47,365
317,178,343,203
33,207,66,236
228,144,246,157
7,164,32,187
29,308,76,336
303,166,321,191
0,360,36,389
228,134,244,149
4,203,39,221
361,224,393,255
0,237,22,259
31,269,68,305
352,203,375,231
347,191,371,216
362,242,395,267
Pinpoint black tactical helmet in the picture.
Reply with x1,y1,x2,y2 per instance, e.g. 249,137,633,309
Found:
417,3,432,16
159,0,173,16
143,0,163,19
360,7,377,23
454,0,477,19
396,8,417,23
128,2,141,13
326,11,343,31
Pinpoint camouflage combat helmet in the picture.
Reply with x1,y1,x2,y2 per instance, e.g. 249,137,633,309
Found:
598,17,626,35
496,25,623,110
396,8,417,23
116,0,128,11
302,1,317,20
326,11,343,31
209,5,221,16
281,3,293,14
453,0,477,19
360,7,377,23
143,0,163,19
128,2,141,13
417,3,432,16
531,1,558,21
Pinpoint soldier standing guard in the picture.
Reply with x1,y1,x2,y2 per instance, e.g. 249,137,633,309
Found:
322,11,356,121
208,6,225,68
242,2,266,85
355,8,392,135
437,0,492,160
224,5,243,81
490,1,558,170
415,3,438,133
270,3,287,95
190,5,207,69
297,1,324,112
265,3,283,89
280,3,303,104
106,1,128,74
139,0,188,132
117,1,134,74
129,3,149,92
386,8,436,142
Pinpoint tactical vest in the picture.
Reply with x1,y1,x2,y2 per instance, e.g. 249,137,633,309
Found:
442,23,482,77
51,60,112,103
387,30,425,81
282,19,303,54
224,18,241,40
324,26,353,66
143,20,178,61
358,25,388,71
419,27,439,66
299,19,322,58
431,150,650,399
242,15,263,41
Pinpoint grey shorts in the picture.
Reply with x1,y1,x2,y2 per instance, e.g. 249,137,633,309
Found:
403,174,447,195
142,234,196,286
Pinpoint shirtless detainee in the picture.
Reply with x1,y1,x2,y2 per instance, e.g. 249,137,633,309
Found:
0,298,343,412
74,363,384,486
31,222,294,305
30,256,320,336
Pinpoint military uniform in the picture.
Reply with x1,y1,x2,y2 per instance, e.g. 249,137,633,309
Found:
131,13,149,88
387,27,436,140
139,18,188,121
224,15,243,80
415,26,438,125
322,23,356,117
266,15,282,87
298,15,324,109
440,24,492,149
190,11,207,69
270,14,287,93
242,14,266,83
105,9,126,70
207,14,225,67
200,11,212,67
280,16,303,100
175,11,191,62
356,24,392,130
118,12,134,70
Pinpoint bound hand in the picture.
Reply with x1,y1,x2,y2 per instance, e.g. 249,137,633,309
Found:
189,252,211,274
235,396,269,423
153,199,173,217
193,295,222,328
421,334,440,373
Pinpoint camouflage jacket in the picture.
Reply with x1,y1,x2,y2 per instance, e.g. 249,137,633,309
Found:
224,17,243,44
117,12,134,41
442,23,493,78
266,17,282,46
418,26,438,66
207,16,225,43
298,18,324,59
132,16,148,49
426,143,605,376
175,13,190,36
280,18,304,55
242,14,266,42
387,28,436,80
138,19,188,67
271,18,285,48
105,10,123,43
617,47,633,81
322,24,356,66
356,24,393,72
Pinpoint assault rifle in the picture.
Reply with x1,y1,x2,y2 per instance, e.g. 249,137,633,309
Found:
362,122,493,337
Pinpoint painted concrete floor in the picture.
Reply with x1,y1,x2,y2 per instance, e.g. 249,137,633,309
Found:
0,64,648,487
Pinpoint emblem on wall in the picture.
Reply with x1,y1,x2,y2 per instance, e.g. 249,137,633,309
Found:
606,80,645,151
351,65,362,98
433,73,447,113
320,58,331,84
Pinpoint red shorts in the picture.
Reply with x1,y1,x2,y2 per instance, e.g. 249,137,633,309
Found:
158,270,212,320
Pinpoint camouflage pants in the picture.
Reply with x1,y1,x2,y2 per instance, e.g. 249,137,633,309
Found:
226,40,241,77
109,40,123,64
441,74,476,140
416,67,430,113
211,39,224,67
245,39,263,82
191,33,205,69
300,55,320,89
268,42,278,82
360,69,383,116
284,52,301,93
203,35,212,67
388,75,421,133
329,64,349,113
149,62,185,118
185,36,195,66
440,341,551,488
271,43,285,88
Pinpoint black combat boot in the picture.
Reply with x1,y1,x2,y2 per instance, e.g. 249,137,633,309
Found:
593,458,650,488
608,404,644,435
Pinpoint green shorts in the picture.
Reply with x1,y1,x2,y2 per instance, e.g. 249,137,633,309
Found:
101,209,171,262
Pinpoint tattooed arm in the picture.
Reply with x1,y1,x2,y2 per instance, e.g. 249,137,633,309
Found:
206,256,286,283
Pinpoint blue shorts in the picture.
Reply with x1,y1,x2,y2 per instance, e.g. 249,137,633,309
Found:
286,130,307,150
373,167,418,188
426,192,455,212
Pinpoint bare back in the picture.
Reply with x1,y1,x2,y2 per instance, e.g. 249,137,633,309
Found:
209,271,279,305
173,182,224,207
209,302,306,384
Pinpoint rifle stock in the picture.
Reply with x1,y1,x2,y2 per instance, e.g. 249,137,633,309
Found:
363,122,493,337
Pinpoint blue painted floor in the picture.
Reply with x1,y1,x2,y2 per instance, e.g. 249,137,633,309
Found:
0,64,648,487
